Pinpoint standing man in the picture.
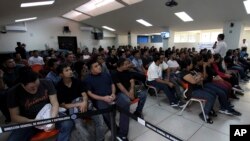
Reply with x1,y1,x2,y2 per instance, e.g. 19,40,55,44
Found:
7,69,73,141
240,39,248,49
213,34,227,58
15,42,27,59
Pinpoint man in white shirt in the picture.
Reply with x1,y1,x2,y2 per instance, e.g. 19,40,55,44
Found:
240,39,248,48
213,34,227,58
147,53,182,107
28,50,45,66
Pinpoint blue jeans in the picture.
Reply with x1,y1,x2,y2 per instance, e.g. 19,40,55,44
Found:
230,66,246,79
148,80,178,104
204,83,230,110
7,120,74,141
191,89,216,115
90,112,106,141
94,93,130,137
134,90,147,112
95,93,130,137
94,91,146,137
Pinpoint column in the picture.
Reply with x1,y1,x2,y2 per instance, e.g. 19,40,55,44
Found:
223,21,244,50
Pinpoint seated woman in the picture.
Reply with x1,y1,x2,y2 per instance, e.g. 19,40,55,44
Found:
181,58,216,124
224,49,248,81
213,54,244,94
202,53,241,116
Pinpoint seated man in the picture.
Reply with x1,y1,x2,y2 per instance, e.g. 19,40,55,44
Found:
46,58,61,85
147,53,183,107
86,58,147,141
56,64,106,141
85,59,117,139
28,50,45,66
7,69,73,141
112,58,147,117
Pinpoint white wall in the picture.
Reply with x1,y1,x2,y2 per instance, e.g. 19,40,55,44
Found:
0,17,115,53
117,35,128,46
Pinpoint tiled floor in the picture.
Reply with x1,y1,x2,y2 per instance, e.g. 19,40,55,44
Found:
1,82,250,141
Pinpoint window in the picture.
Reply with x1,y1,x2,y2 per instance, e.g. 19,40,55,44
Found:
174,29,222,43
174,32,196,43
137,36,149,43
200,32,211,43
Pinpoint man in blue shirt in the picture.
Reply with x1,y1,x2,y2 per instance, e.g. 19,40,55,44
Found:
46,59,61,85
86,59,133,141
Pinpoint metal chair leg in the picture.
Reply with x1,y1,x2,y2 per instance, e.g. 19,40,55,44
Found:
199,101,207,123
179,100,190,116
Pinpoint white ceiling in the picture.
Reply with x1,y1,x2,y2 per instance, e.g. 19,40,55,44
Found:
1,0,250,34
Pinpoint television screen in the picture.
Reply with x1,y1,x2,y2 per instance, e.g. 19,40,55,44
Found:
161,32,170,38
93,32,103,40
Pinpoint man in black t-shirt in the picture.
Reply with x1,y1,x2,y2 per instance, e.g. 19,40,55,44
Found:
56,64,106,141
7,70,73,141
111,58,147,141
106,48,119,71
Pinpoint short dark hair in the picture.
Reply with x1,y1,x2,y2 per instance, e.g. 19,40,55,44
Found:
218,34,225,40
132,50,140,56
203,53,213,62
56,63,70,74
98,47,104,52
87,58,98,70
18,68,39,85
192,55,203,66
47,59,57,68
213,53,221,61
117,58,127,68
153,53,164,62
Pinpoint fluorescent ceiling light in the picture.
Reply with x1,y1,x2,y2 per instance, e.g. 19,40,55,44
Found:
15,17,37,22
102,26,115,31
21,1,55,7
244,0,250,14
62,10,90,21
136,19,152,27
175,12,193,22
122,0,143,5
76,0,124,16
77,0,115,13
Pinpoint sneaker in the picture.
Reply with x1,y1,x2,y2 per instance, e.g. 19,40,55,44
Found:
234,85,244,91
209,109,217,117
219,109,233,116
148,89,156,96
232,87,244,93
170,102,179,108
178,101,186,108
116,136,129,141
227,109,242,116
199,113,213,124
133,111,144,119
